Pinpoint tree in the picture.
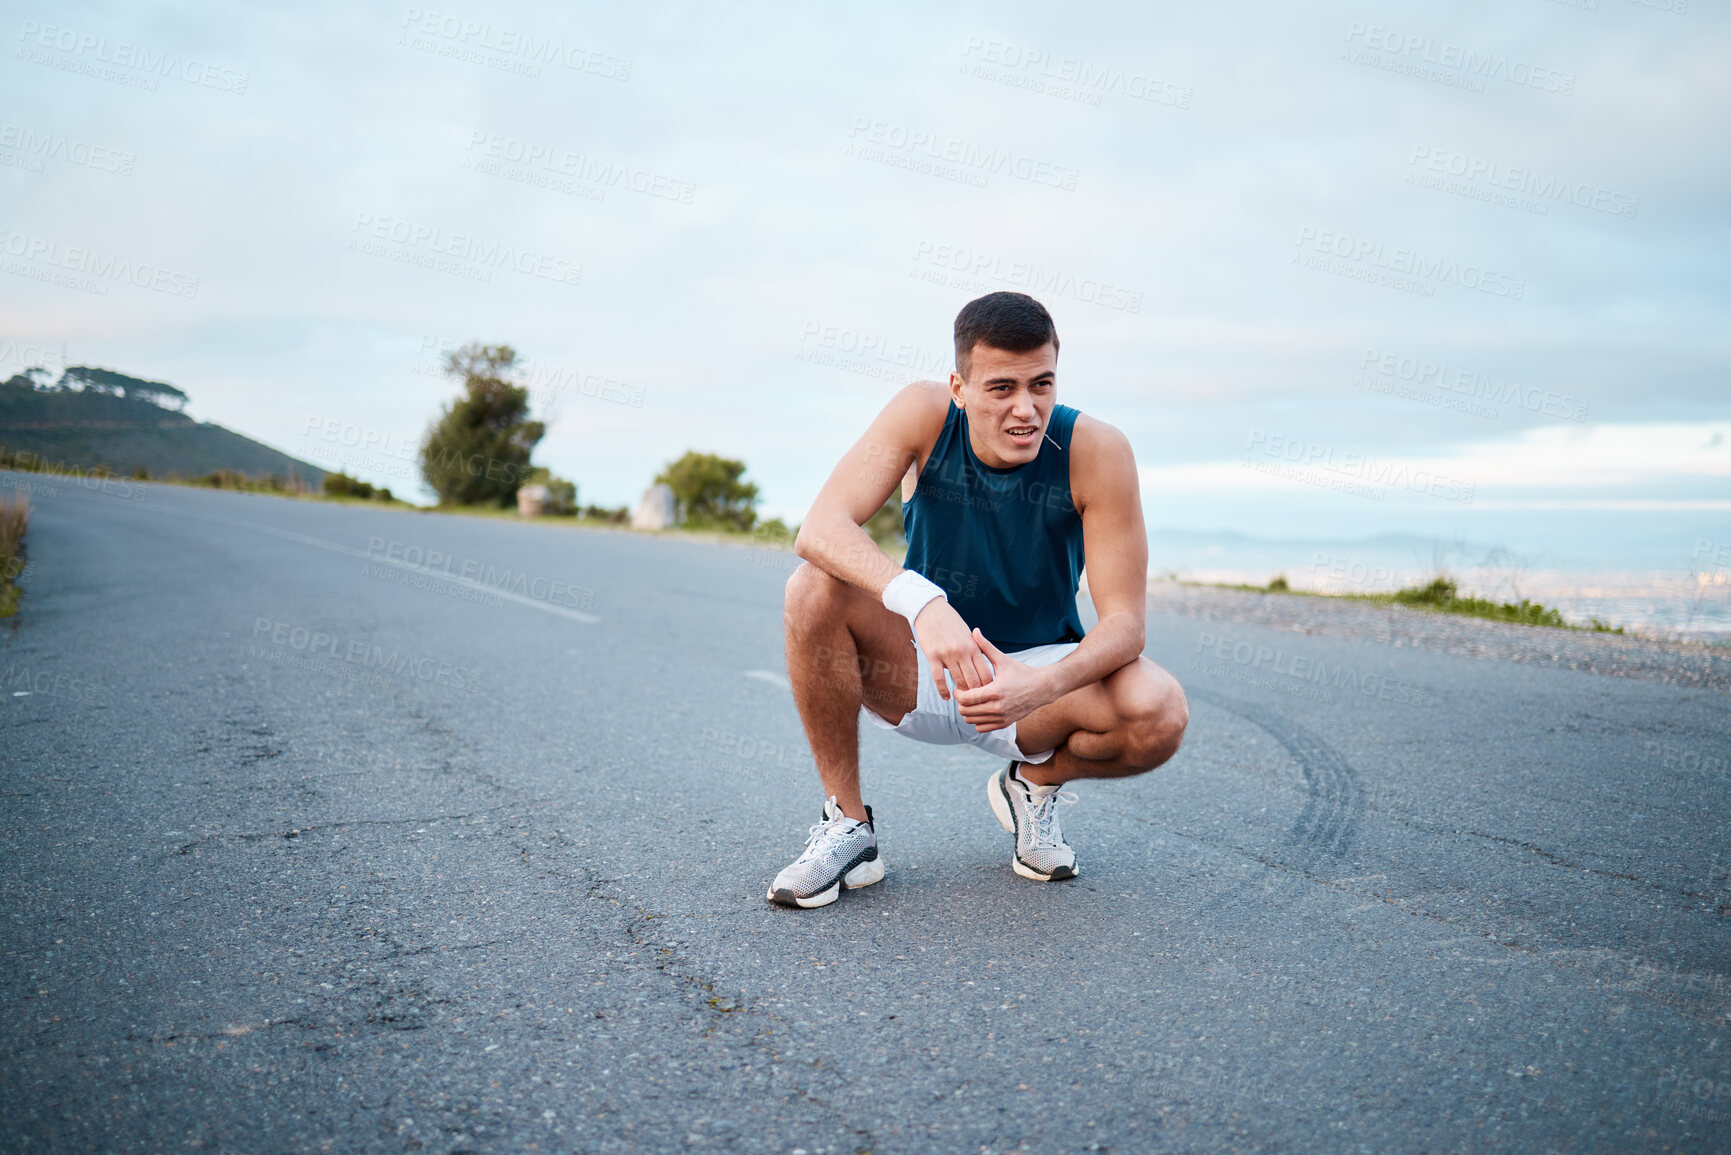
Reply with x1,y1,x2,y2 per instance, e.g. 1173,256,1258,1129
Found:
60,367,190,411
864,495,903,546
419,343,545,507
654,451,759,531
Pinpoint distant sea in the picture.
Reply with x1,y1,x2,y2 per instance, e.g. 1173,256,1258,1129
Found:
1147,528,1731,640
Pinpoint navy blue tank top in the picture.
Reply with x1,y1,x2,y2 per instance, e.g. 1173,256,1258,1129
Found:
902,402,1086,651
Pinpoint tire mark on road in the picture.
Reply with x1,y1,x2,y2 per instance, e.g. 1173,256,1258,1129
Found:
1187,688,1364,866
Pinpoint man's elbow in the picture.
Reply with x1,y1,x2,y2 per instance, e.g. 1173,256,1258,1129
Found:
793,521,825,564
1109,613,1146,658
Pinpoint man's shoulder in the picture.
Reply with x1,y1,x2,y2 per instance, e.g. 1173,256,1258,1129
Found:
1066,411,1137,508
1068,410,1133,459
886,380,953,419
873,380,953,447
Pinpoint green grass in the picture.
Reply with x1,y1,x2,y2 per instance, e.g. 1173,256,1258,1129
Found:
1380,576,1623,632
1192,573,1625,634
1212,574,1292,594
0,492,27,620
0,451,425,509
416,503,624,526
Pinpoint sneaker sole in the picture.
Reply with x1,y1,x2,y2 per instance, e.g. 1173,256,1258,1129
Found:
768,881,840,908
1012,857,1077,882
986,768,1079,883
988,768,1017,834
766,853,884,909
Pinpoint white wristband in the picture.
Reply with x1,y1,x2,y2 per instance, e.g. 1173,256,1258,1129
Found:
882,570,946,631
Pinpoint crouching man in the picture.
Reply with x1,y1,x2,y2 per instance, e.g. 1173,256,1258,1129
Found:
769,291,1188,907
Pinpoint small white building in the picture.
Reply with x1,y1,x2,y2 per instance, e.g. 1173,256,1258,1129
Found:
632,483,676,530
517,483,551,517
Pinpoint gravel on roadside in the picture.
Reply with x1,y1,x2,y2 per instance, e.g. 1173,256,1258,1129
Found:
1147,581,1731,694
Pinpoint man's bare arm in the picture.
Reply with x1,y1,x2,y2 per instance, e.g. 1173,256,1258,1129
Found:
793,382,940,593
793,382,995,695
1040,415,1148,698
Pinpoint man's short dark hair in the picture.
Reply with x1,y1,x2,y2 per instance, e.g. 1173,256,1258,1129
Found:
953,292,1059,380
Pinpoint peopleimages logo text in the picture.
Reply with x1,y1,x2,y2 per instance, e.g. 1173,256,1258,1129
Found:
911,240,1142,313
1195,630,1435,707
1245,430,1477,504
251,617,486,691
364,537,595,612
1358,347,1589,422
1408,145,1638,219
848,118,1079,190
349,212,581,287
464,131,694,203
1344,22,1576,95
399,8,631,80
0,228,200,298
959,37,1192,108
0,123,134,174
798,321,951,380
16,20,250,93
1295,227,1525,300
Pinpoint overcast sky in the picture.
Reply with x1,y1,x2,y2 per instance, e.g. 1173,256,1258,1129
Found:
3,0,1726,564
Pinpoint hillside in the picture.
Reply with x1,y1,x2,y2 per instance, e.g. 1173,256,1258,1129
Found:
0,367,325,484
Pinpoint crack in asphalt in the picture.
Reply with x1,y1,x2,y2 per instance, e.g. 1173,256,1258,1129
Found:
156,807,517,858
599,892,885,1144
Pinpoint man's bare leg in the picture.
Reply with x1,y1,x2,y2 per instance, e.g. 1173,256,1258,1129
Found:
1010,657,1189,787
783,563,920,821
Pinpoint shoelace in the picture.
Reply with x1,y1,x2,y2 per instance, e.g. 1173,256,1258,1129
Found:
796,813,856,864
1025,787,1078,848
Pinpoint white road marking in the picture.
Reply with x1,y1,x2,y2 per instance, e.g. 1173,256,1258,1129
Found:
112,499,600,623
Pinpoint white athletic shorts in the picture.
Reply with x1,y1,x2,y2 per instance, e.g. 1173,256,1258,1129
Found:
861,640,1080,764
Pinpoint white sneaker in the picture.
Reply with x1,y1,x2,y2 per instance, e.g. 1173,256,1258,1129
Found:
767,797,884,908
987,763,1079,881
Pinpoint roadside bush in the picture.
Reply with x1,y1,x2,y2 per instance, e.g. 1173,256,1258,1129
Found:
523,467,577,515
753,517,794,546
1392,576,1567,628
1395,577,1459,606
654,451,759,531
197,471,311,495
323,471,394,502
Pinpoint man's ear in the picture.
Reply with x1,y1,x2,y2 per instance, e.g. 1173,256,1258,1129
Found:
949,371,965,409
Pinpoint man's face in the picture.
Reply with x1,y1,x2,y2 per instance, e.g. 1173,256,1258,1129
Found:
950,341,1058,469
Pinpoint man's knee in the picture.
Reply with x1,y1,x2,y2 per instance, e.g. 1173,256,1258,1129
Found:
784,562,845,631
1119,662,1189,773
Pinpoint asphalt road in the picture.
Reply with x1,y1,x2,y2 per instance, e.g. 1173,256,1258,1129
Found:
3,474,1728,1154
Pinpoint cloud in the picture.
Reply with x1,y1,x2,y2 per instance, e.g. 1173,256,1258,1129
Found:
1141,421,1730,506
0,0,1725,534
